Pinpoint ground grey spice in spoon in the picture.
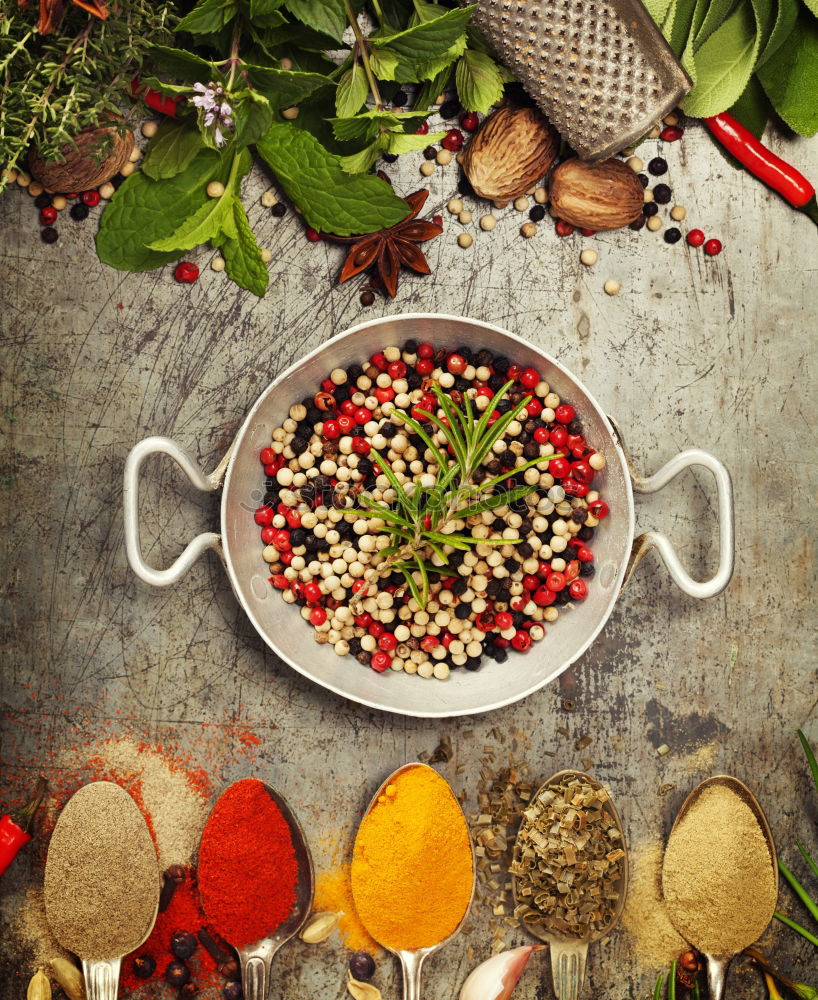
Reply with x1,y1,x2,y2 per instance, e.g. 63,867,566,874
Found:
662,783,777,955
44,781,159,961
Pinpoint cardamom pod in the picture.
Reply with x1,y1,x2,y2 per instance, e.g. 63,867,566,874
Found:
347,972,382,1000
299,910,342,943
51,958,86,1000
27,968,52,1000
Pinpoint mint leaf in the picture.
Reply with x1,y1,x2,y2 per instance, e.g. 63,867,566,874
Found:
142,121,206,181
339,136,388,173
244,64,333,108
369,48,400,80
684,0,759,117
232,89,273,146
140,77,195,99
151,45,218,83
415,33,468,80
455,48,504,112
146,150,250,251
256,122,410,234
386,130,444,153
96,149,227,271
756,0,798,67
284,0,345,41
177,0,239,34
758,9,818,136
413,66,451,109
250,0,286,24
372,6,474,63
336,64,369,117
329,108,430,142
220,200,269,295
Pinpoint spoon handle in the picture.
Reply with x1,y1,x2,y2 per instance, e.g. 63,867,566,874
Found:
549,939,589,1000
81,958,121,1000
397,949,428,1000
706,956,732,1000
240,939,281,1000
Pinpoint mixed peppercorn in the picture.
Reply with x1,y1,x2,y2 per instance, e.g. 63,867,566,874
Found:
254,339,609,680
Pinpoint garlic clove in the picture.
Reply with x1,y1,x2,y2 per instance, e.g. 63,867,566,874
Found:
459,945,544,1000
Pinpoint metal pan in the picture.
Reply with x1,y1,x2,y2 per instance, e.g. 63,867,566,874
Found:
124,313,734,718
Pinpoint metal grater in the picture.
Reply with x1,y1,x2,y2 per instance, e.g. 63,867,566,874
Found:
473,0,692,160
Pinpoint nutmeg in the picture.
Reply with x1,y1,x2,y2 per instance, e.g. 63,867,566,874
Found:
29,123,134,193
460,106,558,205
548,158,644,231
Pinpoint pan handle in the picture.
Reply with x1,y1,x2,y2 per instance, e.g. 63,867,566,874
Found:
124,436,228,587
624,448,734,599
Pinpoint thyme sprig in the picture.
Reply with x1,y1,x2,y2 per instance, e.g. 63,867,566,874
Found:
351,381,564,608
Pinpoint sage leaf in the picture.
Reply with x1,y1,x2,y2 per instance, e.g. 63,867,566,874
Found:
336,64,369,117
232,89,273,147
255,122,409,234
643,0,673,24
96,149,228,271
684,0,759,117
141,120,206,181
219,200,269,295
727,73,771,137
758,10,818,136
177,0,239,34
455,48,505,112
243,64,333,108
371,6,474,64
665,0,698,55
386,130,444,153
151,44,218,83
693,0,739,47
756,0,798,68
285,0,346,42
146,150,249,251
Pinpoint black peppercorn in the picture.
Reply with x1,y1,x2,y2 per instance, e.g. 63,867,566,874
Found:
271,202,287,217
664,227,682,244
528,204,546,222
70,202,89,221
637,173,649,188
643,201,659,217
653,183,672,204
381,152,398,163
439,98,461,119
455,603,471,619
648,156,668,176
349,951,377,981
423,146,437,160
629,214,646,231
34,193,52,209
165,961,190,987
356,651,371,665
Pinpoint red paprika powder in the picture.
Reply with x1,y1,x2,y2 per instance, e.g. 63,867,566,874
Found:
198,778,299,948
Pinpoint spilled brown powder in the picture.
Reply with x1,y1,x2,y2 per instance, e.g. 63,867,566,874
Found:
44,782,160,961
622,842,687,968
662,784,777,955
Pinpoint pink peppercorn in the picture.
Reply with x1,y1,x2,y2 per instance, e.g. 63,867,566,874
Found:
415,122,429,135
704,238,723,256
441,129,464,152
459,112,479,132
82,190,101,207
305,227,321,242
686,229,705,247
174,261,199,283
555,220,574,237
660,126,684,142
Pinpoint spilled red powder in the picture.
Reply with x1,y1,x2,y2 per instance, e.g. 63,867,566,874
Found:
198,779,299,948
120,868,219,992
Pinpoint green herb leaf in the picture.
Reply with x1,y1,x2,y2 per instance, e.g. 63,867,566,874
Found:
338,136,387,173
146,151,248,251
284,0,346,42
386,130,444,153
415,33,468,80
96,148,228,271
177,0,239,34
219,200,269,295
727,72,771,137
371,6,474,63
758,10,818,136
665,0,699,56
414,66,453,109
456,485,532,520
643,0,673,24
797,729,818,798
151,44,219,83
233,89,274,147
369,48,401,80
141,120,206,181
692,0,739,46
329,108,430,142
336,64,369,117
243,64,333,108
256,123,409,234
250,0,287,24
140,77,196,99
684,0,759,118
756,0,798,68
455,48,505,112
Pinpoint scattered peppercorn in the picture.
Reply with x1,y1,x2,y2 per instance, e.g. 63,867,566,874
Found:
81,190,100,207
704,238,723,256
653,183,672,204
174,261,199,283
171,932,198,959
34,193,51,209
643,202,659,217
555,220,574,237
382,152,398,163
305,227,321,242
664,227,681,244
528,205,546,222
686,229,705,247
41,226,58,243
637,173,649,188
271,202,287,217
392,90,408,107
165,961,190,987
660,126,683,141
132,955,156,979
441,129,464,152
648,157,668,176
459,111,479,132
628,215,646,231
349,951,376,981
40,206,58,225
423,146,437,160
70,203,89,221
360,290,376,306
223,983,243,1000
439,99,461,119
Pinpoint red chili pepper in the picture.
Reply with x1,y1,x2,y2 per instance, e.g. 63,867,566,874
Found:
704,113,818,227
0,776,48,876
130,79,179,117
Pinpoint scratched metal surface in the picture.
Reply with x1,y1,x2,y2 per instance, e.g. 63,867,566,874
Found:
1,121,817,1000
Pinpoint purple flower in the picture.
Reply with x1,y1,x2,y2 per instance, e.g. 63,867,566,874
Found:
190,81,234,145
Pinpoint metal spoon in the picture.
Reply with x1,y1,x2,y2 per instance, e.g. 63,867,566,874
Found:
662,775,778,1000
355,762,476,1000
511,770,629,1000
201,781,314,1000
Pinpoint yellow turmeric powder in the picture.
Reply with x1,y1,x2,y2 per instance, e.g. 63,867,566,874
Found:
351,764,474,950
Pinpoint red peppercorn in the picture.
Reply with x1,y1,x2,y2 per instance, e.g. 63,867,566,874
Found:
546,571,566,592
459,111,479,132
577,546,594,563
354,407,369,424
580,228,596,237
525,398,542,416
415,122,430,135
549,457,570,479
352,437,371,454
374,387,394,403
533,587,556,606
351,579,369,595
569,579,588,600
368,621,385,638
337,414,355,433
522,574,540,591
322,419,340,440
387,360,406,380
417,342,434,358
371,651,392,672
340,400,357,416
511,630,532,652
556,220,575,237
174,261,199,283
660,126,684,142
506,363,521,381
259,447,276,465
40,206,58,225
519,367,540,389
309,607,327,626
562,477,589,497
704,238,723,256
416,359,433,375
686,229,705,247
555,404,575,424
433,214,443,227
305,227,321,242
285,510,301,529
279,550,294,566
441,129,464,151
271,574,288,589
447,353,466,375
565,559,580,583
82,190,101,207
571,460,594,484
495,611,513,630
533,428,549,444
378,633,397,652
589,499,610,519
254,506,274,526
260,526,276,544
272,529,291,551
420,635,439,650
550,426,568,448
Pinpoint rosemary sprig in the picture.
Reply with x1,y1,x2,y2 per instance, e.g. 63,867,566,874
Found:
351,381,564,608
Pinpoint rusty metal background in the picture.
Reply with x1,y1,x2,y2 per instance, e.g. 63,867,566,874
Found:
1,121,817,999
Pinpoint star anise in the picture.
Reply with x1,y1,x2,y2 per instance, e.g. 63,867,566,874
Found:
327,189,443,298
37,0,108,35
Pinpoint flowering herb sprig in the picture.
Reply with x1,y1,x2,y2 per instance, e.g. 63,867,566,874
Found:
350,382,564,608
191,82,234,147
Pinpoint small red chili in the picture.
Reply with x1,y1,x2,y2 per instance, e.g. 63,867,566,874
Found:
0,776,48,876
174,261,199,283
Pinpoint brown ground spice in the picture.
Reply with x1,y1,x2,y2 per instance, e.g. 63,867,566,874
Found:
662,784,777,955
622,842,687,968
